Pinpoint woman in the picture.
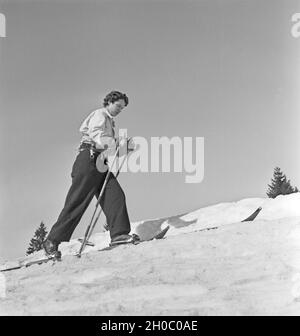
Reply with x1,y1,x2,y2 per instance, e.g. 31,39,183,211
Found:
43,91,134,257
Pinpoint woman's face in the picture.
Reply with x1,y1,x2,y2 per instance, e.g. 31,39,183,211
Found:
106,99,126,117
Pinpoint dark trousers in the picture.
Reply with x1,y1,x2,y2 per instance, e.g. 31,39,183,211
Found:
47,149,131,243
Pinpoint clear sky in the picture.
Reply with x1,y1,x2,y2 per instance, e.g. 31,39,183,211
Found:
1,0,300,260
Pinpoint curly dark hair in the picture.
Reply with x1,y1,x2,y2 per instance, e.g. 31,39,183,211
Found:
103,91,129,107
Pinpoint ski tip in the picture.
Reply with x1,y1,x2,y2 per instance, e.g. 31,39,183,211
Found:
241,206,263,222
162,225,170,233
152,225,170,240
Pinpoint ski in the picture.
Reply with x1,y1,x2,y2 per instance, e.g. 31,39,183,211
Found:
98,225,170,252
1,227,170,271
133,225,170,244
241,206,262,222
192,207,263,234
23,253,61,268
1,252,61,272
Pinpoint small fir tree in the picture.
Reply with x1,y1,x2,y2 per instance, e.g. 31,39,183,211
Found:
26,222,48,255
267,167,298,198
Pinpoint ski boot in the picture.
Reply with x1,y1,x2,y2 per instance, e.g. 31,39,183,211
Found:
42,239,62,260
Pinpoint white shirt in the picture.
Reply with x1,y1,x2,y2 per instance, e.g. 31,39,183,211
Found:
79,108,116,149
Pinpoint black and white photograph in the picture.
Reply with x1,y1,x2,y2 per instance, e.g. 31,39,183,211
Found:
0,0,300,318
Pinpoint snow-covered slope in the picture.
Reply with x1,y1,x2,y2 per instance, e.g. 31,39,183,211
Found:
1,193,300,315
60,192,300,256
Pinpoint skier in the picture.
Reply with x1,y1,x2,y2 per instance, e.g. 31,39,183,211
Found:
43,91,135,257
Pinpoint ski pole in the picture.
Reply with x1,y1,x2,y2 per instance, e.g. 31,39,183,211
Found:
85,152,129,244
77,145,121,257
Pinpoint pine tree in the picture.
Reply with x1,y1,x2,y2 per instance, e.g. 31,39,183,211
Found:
26,222,48,255
267,167,299,198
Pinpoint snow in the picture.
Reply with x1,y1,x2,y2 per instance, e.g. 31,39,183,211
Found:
1,193,300,315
